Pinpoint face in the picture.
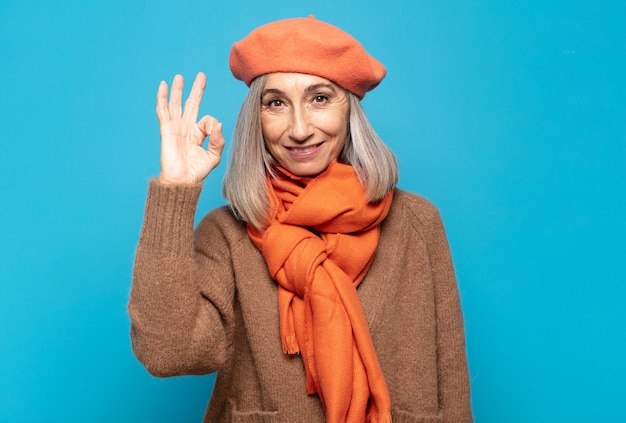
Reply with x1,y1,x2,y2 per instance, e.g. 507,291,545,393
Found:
260,73,350,177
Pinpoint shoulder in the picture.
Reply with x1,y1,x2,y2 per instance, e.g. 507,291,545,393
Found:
194,206,250,253
389,189,444,231
200,205,246,230
382,189,452,257
383,189,448,245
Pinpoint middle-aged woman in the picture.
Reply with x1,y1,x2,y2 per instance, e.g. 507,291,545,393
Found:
129,16,473,423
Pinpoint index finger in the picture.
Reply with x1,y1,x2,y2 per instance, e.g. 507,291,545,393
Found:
182,72,207,121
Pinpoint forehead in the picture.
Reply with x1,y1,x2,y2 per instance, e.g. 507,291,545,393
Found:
263,72,340,92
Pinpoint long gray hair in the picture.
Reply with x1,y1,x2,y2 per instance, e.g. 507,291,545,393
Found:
223,75,398,230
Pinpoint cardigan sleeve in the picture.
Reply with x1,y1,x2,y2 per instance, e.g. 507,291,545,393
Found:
128,179,235,377
428,208,473,422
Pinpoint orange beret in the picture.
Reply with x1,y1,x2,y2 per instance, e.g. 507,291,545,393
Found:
229,16,386,99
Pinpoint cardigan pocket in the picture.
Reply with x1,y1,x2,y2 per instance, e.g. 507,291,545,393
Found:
391,408,443,423
231,407,278,423
228,397,279,423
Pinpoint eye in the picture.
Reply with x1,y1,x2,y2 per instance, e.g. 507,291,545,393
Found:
262,98,288,112
268,99,284,107
313,95,329,103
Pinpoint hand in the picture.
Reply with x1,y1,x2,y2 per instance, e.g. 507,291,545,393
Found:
156,72,225,185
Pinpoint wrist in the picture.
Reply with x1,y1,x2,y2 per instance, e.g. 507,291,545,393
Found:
157,174,200,186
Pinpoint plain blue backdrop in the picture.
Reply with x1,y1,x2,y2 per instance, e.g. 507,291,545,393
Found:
1,0,624,421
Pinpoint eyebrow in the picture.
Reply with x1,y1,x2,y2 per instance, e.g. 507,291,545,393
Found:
261,83,338,97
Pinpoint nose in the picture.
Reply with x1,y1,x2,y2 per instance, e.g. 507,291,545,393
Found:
288,105,314,142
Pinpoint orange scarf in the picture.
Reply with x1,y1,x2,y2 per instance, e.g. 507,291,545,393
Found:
247,161,393,422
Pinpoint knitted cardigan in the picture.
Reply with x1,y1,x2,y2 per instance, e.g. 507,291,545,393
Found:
129,180,473,423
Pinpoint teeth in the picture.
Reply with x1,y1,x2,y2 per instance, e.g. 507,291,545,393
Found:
291,143,320,154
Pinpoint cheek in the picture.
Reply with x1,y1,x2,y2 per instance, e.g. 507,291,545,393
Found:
327,112,349,139
260,118,280,145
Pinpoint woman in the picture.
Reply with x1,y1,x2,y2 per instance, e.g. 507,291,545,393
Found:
129,16,473,423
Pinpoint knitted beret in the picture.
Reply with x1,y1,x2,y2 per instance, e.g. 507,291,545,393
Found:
229,16,386,99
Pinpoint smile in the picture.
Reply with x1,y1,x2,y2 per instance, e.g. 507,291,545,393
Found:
287,142,323,156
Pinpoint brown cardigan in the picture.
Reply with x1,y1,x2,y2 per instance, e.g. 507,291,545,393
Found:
129,180,473,422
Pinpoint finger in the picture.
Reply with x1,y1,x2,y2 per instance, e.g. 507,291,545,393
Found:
156,80,169,122
183,72,207,121
197,115,220,146
207,121,226,157
168,74,184,117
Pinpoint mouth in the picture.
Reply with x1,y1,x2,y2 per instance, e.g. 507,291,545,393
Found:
287,142,324,156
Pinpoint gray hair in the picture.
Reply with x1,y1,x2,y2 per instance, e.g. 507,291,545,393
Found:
223,75,398,230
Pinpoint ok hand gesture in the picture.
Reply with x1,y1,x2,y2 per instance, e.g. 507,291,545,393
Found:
156,72,225,185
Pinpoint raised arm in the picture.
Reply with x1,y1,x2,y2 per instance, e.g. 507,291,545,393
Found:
128,73,234,377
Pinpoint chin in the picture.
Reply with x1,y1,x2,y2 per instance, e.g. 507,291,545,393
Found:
288,163,330,177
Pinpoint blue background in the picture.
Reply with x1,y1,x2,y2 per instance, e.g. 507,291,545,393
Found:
1,0,624,421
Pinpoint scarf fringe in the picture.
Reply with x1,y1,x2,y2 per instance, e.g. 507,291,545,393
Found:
282,334,300,355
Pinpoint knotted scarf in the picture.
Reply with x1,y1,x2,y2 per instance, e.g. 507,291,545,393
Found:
247,161,393,422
